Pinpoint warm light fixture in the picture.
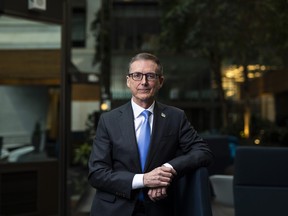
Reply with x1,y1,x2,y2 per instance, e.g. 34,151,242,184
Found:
101,103,109,111
254,138,261,145
244,111,250,138
100,100,111,111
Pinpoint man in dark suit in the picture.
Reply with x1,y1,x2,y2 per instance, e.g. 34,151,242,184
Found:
88,53,213,216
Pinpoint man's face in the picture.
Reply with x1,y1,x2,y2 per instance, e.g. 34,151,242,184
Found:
127,59,164,107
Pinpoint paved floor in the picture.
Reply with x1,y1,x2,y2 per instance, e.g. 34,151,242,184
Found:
212,202,235,216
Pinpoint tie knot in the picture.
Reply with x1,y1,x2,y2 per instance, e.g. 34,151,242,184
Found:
141,110,151,119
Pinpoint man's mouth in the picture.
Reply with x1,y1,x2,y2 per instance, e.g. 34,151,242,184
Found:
138,89,150,92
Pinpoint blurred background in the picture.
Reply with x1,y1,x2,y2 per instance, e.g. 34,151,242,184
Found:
0,0,287,215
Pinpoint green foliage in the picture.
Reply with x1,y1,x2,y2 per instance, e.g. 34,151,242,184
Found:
159,0,288,66
73,112,98,167
90,8,101,66
84,112,98,142
90,0,111,97
91,0,111,66
159,0,236,55
159,0,288,131
74,143,92,167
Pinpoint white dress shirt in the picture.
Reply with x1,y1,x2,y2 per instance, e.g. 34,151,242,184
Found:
131,99,154,189
131,100,173,189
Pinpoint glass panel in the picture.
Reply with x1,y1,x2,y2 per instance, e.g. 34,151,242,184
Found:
0,15,60,216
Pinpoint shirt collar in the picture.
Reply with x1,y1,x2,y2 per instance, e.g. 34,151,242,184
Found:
131,99,155,119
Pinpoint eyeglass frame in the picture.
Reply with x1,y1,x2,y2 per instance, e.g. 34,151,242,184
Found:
127,72,162,81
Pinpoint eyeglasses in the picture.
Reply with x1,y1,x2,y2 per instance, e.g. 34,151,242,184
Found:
127,72,161,81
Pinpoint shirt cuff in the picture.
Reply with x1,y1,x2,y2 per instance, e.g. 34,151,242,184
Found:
163,163,173,168
132,174,144,189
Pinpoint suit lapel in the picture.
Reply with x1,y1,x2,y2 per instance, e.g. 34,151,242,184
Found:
118,102,142,172
145,102,167,171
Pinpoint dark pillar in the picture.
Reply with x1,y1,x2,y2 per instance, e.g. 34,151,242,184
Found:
60,0,72,215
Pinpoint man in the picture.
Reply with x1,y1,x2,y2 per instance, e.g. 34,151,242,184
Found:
88,53,213,216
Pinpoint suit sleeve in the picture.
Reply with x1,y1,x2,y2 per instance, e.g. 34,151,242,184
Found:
88,114,135,199
167,111,214,177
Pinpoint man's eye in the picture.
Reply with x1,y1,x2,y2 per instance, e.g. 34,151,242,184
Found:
134,73,142,78
147,74,155,79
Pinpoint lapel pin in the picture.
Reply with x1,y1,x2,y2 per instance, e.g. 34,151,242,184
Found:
161,113,166,118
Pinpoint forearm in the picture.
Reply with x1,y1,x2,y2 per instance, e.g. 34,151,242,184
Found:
131,163,175,189
169,150,213,175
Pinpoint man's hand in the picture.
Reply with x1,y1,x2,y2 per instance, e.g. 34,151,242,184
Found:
143,166,177,188
148,187,168,202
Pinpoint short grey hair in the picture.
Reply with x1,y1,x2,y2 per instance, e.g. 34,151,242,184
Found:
128,53,163,75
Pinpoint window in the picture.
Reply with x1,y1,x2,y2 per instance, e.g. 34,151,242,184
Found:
72,8,86,47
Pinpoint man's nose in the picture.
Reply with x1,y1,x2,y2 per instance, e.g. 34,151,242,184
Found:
141,75,148,84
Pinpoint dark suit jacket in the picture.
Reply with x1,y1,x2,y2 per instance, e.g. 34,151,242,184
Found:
88,101,213,216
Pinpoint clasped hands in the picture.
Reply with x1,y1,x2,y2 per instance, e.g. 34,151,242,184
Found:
143,166,177,202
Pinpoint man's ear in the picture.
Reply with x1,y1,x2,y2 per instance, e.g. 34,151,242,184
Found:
126,76,131,88
158,76,164,88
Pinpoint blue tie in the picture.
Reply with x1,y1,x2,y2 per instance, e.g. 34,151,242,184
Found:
138,110,151,172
